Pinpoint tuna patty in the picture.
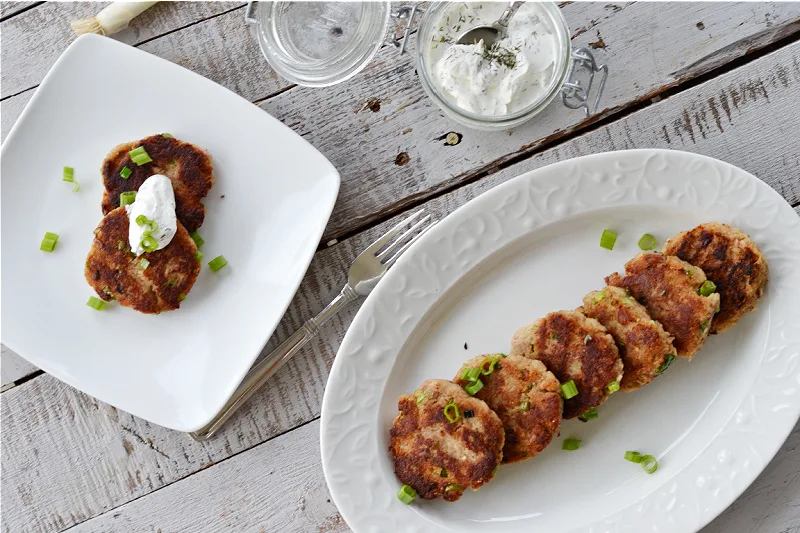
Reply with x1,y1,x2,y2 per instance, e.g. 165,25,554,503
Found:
390,379,504,502
606,252,720,358
663,223,767,333
101,134,214,233
85,207,201,314
582,286,676,391
453,354,562,463
510,310,623,419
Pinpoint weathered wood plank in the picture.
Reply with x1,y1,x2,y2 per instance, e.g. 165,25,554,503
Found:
2,39,799,533
0,1,40,21
56,420,800,533
0,346,37,391
0,1,242,99
259,2,800,241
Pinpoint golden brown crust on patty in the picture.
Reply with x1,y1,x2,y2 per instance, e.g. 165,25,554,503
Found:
389,379,504,502
582,286,676,391
101,134,214,233
663,223,767,333
453,354,562,463
606,252,720,358
510,310,623,419
84,207,201,314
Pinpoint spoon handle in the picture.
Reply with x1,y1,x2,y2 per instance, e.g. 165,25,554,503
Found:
497,1,524,28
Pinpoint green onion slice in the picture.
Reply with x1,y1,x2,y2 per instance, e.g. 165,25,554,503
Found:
440,467,447,478
208,255,228,272
657,354,676,375
139,258,150,270
561,379,578,399
86,296,107,311
140,235,158,252
462,366,480,382
119,191,137,207
562,438,581,451
397,484,416,505
162,133,173,139
465,379,483,396
698,280,717,296
600,229,618,250
638,233,657,250
641,454,658,474
129,146,153,166
39,232,59,252
519,400,530,412
443,401,459,423
579,407,599,421
189,231,205,247
72,181,80,192
624,450,643,463
194,250,204,263
445,483,462,492
606,380,620,394
480,356,498,375
416,391,427,404
62,166,74,182
178,293,187,302
120,166,132,179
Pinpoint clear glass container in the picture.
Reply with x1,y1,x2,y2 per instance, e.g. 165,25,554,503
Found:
246,1,391,87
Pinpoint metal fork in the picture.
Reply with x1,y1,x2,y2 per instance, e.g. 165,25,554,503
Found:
190,211,435,440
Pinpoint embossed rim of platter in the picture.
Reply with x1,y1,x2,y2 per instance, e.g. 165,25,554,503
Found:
320,149,800,533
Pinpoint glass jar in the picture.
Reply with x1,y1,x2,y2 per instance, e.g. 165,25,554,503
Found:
246,1,607,129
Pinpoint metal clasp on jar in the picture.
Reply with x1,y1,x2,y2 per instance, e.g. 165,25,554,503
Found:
388,5,424,54
562,48,609,117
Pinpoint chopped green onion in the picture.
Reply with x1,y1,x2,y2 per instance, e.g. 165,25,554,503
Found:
138,258,150,270
440,468,447,478
129,146,153,165
686,269,694,277
462,366,481,382
561,379,578,399
562,438,581,451
606,380,620,394
119,191,137,206
135,214,149,226
140,235,158,252
178,293,186,301
416,391,427,404
519,400,530,412
120,166,132,179
72,181,80,192
657,354,676,374
443,402,459,423
480,356,498,375
638,233,657,250
624,451,643,463
194,250,204,262
189,231,205,247
397,484,416,504
445,483,462,492
579,408,599,421
698,280,717,296
117,240,125,250
600,229,618,250
592,290,606,303
641,454,658,474
162,133,173,139
208,255,228,272
465,379,484,396
86,296,107,311
62,166,74,182
39,232,59,252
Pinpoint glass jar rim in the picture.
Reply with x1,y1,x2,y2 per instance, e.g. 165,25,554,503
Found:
250,1,392,88
415,2,572,128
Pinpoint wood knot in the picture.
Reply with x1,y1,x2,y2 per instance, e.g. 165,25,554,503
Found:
394,152,410,166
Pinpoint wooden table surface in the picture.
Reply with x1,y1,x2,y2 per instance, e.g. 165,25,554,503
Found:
2,2,799,532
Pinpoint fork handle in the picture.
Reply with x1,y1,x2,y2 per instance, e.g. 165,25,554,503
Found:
190,284,360,441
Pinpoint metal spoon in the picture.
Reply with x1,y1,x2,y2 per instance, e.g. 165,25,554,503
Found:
456,1,524,46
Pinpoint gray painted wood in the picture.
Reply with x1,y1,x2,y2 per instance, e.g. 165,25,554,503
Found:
0,346,37,391
0,1,241,99
2,38,799,533
0,1,39,20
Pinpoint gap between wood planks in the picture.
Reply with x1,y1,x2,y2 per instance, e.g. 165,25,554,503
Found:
318,28,800,251
0,2,247,103
0,1,43,23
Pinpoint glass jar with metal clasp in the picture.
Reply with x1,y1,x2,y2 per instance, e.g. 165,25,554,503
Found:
245,1,608,130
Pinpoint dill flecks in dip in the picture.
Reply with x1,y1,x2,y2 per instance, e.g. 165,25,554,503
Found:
426,2,558,116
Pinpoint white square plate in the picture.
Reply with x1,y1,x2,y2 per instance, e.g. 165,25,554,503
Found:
1,35,340,432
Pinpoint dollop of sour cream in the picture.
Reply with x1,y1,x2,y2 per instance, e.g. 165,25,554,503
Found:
126,174,177,256
426,3,558,116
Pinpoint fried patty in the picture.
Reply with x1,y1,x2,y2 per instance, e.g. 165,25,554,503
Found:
663,223,767,334
606,252,720,358
510,310,623,419
101,134,214,233
453,354,562,463
582,286,676,391
390,379,504,502
85,207,201,314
